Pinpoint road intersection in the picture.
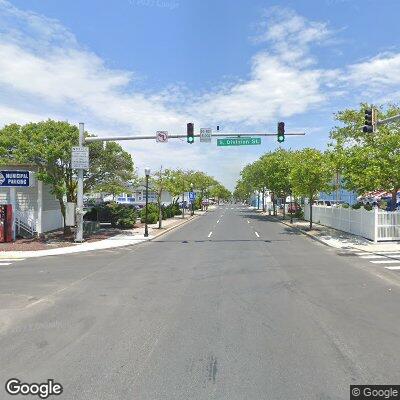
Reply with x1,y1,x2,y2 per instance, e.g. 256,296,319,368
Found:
1,205,400,399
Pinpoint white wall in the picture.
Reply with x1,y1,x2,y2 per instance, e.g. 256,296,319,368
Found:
42,209,64,233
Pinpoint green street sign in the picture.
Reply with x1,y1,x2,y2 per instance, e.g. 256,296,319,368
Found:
217,137,261,146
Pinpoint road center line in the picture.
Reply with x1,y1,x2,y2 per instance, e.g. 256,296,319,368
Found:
255,232,260,238
208,231,213,238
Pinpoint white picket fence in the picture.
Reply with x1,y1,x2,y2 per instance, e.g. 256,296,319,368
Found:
303,205,400,242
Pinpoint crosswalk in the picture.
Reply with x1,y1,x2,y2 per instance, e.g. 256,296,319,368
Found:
0,258,25,266
351,251,400,271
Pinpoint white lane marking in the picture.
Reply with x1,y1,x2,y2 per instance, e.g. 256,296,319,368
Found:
385,266,400,270
0,258,25,262
247,220,250,224
370,260,400,264
0,262,12,266
216,220,220,224
359,255,397,259
255,232,260,238
356,251,400,256
208,231,213,238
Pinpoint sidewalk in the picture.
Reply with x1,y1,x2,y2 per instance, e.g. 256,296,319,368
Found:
252,208,400,253
0,211,207,259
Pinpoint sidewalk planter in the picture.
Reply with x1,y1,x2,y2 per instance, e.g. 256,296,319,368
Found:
304,205,400,242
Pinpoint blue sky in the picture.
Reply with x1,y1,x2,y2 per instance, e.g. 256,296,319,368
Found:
1,0,400,189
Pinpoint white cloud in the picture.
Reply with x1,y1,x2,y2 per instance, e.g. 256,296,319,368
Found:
2,2,397,188
346,53,400,87
192,52,331,125
192,8,337,126
253,8,332,66
0,2,341,188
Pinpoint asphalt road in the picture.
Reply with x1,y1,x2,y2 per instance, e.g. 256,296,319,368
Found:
1,205,400,400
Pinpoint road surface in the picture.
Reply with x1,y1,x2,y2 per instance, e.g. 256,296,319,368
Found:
1,205,400,399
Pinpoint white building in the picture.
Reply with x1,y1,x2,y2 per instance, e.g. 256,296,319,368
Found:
0,165,63,236
104,184,173,206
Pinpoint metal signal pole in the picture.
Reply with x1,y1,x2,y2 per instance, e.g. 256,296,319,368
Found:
75,123,84,242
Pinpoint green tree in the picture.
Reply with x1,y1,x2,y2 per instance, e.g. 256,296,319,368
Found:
233,179,252,203
164,169,192,218
189,171,216,210
260,149,294,216
330,104,400,207
289,148,332,229
210,183,231,203
151,167,174,228
85,141,135,199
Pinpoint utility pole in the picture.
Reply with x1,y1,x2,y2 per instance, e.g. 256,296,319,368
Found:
181,192,185,219
190,183,194,216
144,167,150,237
75,123,84,242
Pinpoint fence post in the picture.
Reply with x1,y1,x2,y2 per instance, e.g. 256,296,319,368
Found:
374,207,378,243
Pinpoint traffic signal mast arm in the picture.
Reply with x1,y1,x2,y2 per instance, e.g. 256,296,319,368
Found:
376,114,400,126
85,132,305,143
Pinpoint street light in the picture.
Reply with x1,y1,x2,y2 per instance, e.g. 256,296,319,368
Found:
144,167,150,237
190,183,194,216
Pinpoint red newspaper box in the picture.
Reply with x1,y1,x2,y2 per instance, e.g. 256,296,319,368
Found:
0,204,13,242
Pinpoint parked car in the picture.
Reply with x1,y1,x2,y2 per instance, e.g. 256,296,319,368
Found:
315,200,332,206
330,201,345,207
287,203,301,213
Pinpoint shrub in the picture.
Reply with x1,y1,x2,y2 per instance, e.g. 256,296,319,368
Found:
172,203,181,215
164,204,174,218
117,217,135,229
83,207,98,221
351,203,362,210
342,203,349,208
380,200,388,210
107,202,137,228
364,204,373,211
84,203,113,223
140,203,159,224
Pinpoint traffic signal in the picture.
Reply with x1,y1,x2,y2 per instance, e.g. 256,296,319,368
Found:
363,108,373,133
187,122,194,144
277,122,285,143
